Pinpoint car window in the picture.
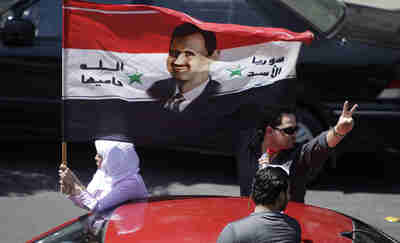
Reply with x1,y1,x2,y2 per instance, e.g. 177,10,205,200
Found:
32,215,89,243
250,0,345,36
0,0,18,13
0,0,27,29
135,0,269,27
0,0,62,39
351,218,396,243
37,0,62,38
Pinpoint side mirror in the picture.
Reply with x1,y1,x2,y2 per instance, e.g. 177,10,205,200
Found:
1,17,35,46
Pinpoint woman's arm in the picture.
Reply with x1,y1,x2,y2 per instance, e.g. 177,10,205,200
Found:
91,177,148,213
59,164,91,210
67,186,97,211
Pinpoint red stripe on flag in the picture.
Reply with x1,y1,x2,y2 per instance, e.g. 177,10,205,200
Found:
63,0,313,53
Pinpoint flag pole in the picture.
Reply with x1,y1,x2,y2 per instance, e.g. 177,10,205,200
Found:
62,141,67,165
61,76,67,166
60,76,67,192
61,3,68,194
61,26,67,167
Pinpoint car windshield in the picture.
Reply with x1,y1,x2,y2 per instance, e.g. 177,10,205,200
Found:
351,218,398,243
33,215,89,243
250,0,345,35
0,0,19,13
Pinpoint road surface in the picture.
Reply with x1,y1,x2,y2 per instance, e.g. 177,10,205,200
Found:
0,143,399,242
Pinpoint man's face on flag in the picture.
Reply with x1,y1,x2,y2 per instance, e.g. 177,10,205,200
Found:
167,32,211,87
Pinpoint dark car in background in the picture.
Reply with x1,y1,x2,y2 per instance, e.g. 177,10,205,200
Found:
1,0,399,169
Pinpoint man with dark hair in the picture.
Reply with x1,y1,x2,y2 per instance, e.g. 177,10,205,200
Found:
146,23,220,112
217,166,301,243
237,101,358,202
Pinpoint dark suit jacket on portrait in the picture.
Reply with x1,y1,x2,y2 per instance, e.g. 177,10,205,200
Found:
146,77,221,113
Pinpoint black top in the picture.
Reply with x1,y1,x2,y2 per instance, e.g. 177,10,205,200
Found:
241,130,333,202
274,131,333,203
217,211,301,243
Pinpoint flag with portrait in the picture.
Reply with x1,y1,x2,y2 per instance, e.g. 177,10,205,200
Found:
62,0,313,147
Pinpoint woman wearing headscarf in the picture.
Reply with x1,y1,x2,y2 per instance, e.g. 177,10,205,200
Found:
59,140,148,214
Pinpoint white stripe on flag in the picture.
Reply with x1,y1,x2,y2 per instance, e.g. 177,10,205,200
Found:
63,41,300,100
63,48,167,100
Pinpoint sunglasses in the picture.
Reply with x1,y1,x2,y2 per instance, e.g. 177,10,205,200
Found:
274,126,298,135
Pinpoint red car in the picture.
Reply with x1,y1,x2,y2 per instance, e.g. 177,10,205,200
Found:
28,195,399,243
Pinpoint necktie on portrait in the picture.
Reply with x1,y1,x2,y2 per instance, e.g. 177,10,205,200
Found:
166,93,185,112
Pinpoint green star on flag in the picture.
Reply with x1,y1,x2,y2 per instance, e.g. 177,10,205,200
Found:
227,65,246,77
128,73,143,85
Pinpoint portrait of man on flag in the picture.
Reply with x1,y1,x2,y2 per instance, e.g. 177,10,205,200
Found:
147,23,221,113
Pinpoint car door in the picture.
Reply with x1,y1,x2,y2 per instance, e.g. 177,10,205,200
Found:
0,0,61,141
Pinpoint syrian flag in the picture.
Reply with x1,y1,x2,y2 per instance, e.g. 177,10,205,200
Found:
62,0,313,146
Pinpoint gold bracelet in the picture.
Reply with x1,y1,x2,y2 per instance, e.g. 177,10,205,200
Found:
332,126,345,137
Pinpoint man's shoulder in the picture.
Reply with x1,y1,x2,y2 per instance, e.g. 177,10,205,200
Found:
279,144,301,160
209,78,221,86
262,212,301,237
208,78,221,90
225,212,300,241
221,214,261,241
152,78,174,85
229,211,295,229
281,213,301,228
146,78,175,100
201,78,221,97
225,213,261,231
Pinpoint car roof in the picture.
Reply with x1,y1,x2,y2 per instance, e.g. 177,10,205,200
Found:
103,196,353,243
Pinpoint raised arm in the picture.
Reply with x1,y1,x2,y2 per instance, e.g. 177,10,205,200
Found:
326,101,358,148
299,101,358,171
